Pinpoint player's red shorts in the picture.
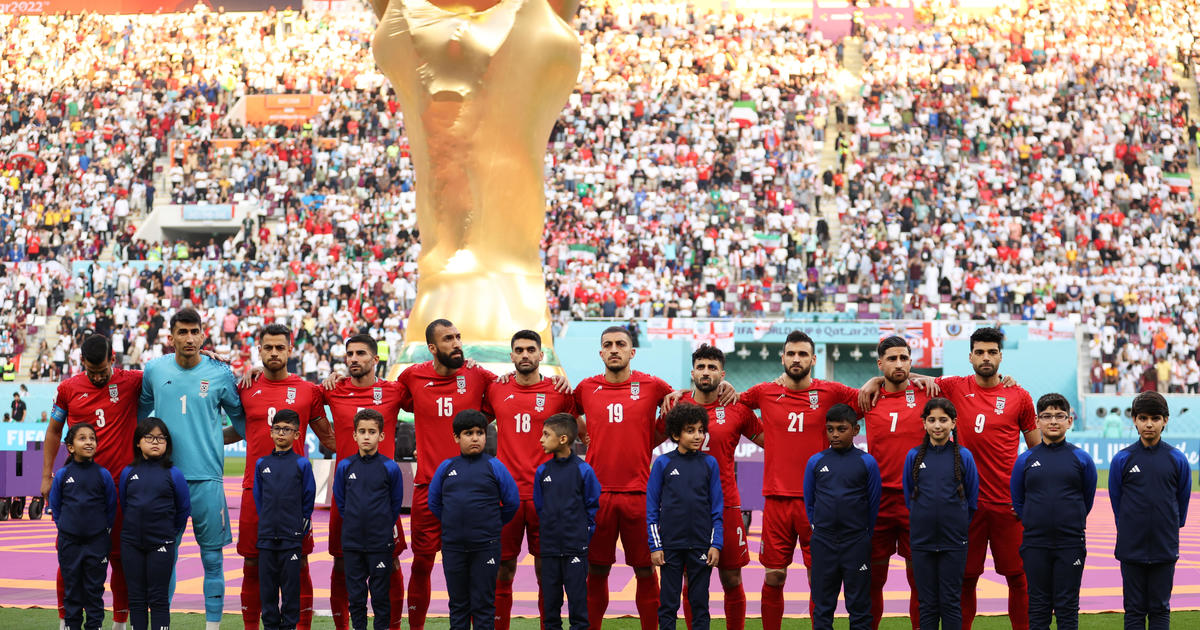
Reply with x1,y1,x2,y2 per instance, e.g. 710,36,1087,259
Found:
966,501,1024,578
870,490,911,562
589,491,652,568
717,506,750,571
237,488,316,557
501,498,540,562
409,484,441,557
759,496,812,569
327,497,408,558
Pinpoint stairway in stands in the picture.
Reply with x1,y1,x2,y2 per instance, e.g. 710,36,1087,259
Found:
816,37,866,269
1177,69,1200,189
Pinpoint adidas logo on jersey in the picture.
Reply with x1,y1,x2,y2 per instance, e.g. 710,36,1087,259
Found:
376,562,387,569
859,564,868,571
291,554,299,561
1073,559,1082,566
448,470,458,477
263,467,271,474
1130,465,1141,473
543,475,552,482
670,469,680,476
101,558,108,564
65,477,75,484
819,466,829,473
919,463,927,469
570,557,581,564
130,474,139,480
1030,461,1041,468
157,546,167,552
348,473,357,480
487,558,496,565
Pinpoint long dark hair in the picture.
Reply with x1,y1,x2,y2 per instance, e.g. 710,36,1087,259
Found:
910,398,965,502
131,417,174,468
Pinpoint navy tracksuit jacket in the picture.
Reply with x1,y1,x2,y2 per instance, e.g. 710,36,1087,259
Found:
804,446,881,630
1011,440,1097,630
534,454,601,630
254,449,316,630
333,451,405,630
1109,439,1192,629
119,459,191,630
429,452,519,630
50,458,117,630
646,449,723,630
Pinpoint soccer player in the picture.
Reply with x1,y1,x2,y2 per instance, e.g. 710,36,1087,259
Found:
42,334,140,630
864,336,927,629
739,330,861,630
673,344,760,630
235,324,335,630
573,325,674,630
487,330,577,630
138,307,247,630
324,333,409,630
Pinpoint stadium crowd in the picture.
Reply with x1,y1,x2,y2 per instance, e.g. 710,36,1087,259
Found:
2,0,1200,388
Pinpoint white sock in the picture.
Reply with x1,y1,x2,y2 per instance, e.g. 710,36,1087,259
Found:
59,620,66,630
112,623,128,630
206,622,221,630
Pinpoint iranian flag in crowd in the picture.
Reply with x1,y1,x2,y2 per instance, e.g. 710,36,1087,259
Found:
752,232,783,249
1165,172,1192,193
868,120,891,138
730,100,758,127
565,244,597,261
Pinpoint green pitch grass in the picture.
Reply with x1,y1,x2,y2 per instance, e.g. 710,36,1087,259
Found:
3,608,1200,628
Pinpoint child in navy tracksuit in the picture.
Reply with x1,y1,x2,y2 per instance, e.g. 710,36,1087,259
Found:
646,403,723,630
1011,393,1097,630
534,413,601,630
803,404,881,630
50,423,117,630
333,409,405,630
1109,391,1192,630
254,409,317,630
903,398,978,630
119,417,191,630
429,409,520,630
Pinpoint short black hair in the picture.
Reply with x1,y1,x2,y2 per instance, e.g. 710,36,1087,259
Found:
353,408,385,431
345,333,378,355
969,327,1005,351
511,329,542,348
425,319,455,346
131,417,173,467
170,307,203,332
1131,391,1170,418
259,323,292,342
663,403,708,441
825,403,859,427
692,344,725,367
785,330,815,351
600,325,633,344
876,335,909,357
1035,393,1071,415
272,408,301,428
452,409,489,436
81,334,112,365
64,423,97,445
543,413,578,444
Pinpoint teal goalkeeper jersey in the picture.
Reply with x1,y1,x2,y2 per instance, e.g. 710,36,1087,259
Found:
138,355,246,482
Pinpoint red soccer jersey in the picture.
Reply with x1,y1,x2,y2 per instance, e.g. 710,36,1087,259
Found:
238,375,326,489
680,391,762,508
488,377,576,499
325,378,407,461
865,386,930,491
740,379,860,497
52,369,143,479
573,371,674,493
936,375,1036,504
395,362,496,485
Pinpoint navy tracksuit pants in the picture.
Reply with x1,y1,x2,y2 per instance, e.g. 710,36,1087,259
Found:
442,543,502,630
540,555,588,630
121,541,175,630
658,549,712,630
58,531,110,630
810,534,872,630
911,548,967,630
1120,561,1175,630
1021,545,1086,630
260,547,303,630
345,549,393,630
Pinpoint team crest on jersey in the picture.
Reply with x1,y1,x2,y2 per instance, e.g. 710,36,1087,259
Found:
535,393,546,412
108,384,120,404
808,390,819,410
286,387,296,405
905,390,916,408
630,381,641,400
715,407,726,424
995,397,1006,415
373,387,383,405
456,375,466,394
198,380,210,398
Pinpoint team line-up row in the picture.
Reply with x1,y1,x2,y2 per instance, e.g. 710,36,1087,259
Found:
42,311,1191,630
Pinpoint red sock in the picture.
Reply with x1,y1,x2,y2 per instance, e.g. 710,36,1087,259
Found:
961,576,979,630
407,554,435,630
389,564,406,629
587,572,609,630
869,561,888,630
905,564,919,630
634,573,659,630
723,584,746,630
299,562,314,630
331,564,350,630
682,583,693,630
495,578,514,630
1007,574,1029,630
761,583,784,630
110,556,129,623
57,569,65,619
242,563,261,630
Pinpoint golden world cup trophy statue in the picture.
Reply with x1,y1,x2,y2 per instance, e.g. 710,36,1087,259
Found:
370,0,581,371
